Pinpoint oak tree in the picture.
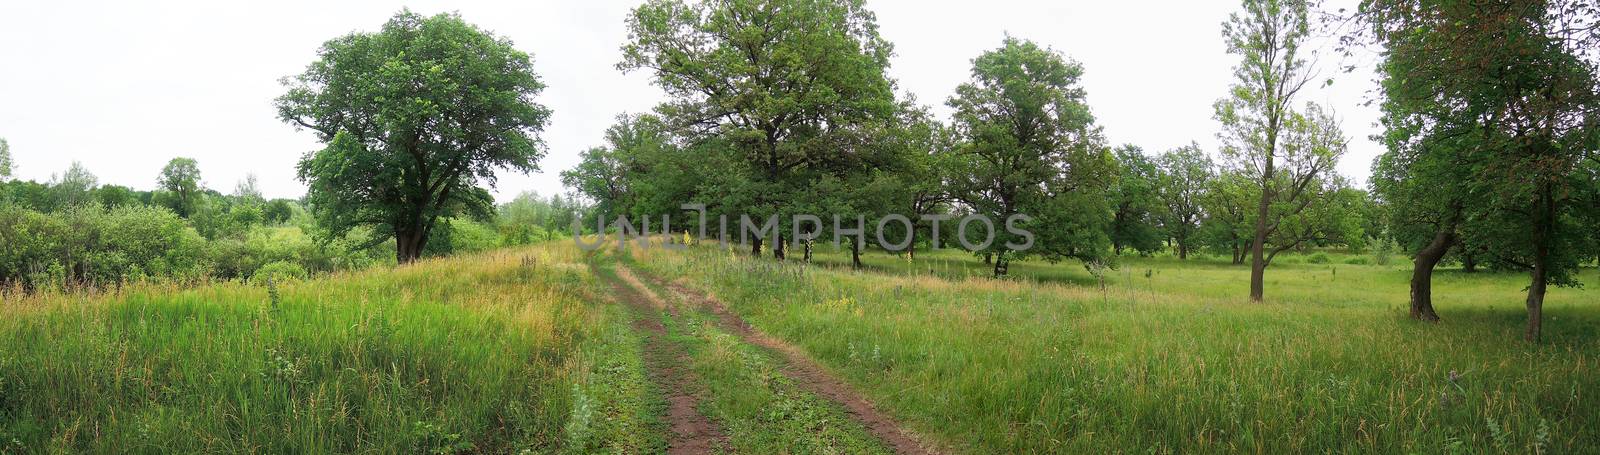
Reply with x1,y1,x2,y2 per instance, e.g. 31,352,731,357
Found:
277,10,551,263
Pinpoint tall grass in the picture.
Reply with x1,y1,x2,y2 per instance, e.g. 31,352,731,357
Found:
0,243,659,453
630,245,1600,453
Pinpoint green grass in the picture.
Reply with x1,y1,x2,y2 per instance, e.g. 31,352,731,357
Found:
606,253,893,454
6,236,1597,453
630,244,1600,453
0,244,659,454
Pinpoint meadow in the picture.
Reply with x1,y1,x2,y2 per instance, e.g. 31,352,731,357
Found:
2,239,1597,453
628,244,1600,453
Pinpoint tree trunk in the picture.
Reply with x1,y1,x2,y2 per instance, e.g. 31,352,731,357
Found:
396,228,426,264
1249,212,1270,302
992,251,1007,278
1177,240,1188,260
751,236,762,257
908,230,917,261
1526,261,1546,342
1462,251,1477,273
984,253,993,265
1249,114,1281,301
849,238,862,269
1525,184,1555,342
1409,223,1455,322
774,234,786,260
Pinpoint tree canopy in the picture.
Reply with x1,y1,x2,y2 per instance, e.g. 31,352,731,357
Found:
276,9,551,263
157,157,202,218
1217,0,1354,301
1154,143,1214,260
619,0,899,258
947,37,1114,276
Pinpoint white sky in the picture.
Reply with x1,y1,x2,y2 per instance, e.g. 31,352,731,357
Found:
0,0,1379,202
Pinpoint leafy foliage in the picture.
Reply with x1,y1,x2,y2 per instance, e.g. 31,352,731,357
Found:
619,0,898,257
277,10,551,263
1108,145,1164,256
157,157,202,217
1154,143,1214,259
946,37,1114,275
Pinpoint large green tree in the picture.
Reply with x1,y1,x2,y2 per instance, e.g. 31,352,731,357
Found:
277,10,551,263
1217,0,1348,301
561,113,705,229
619,0,898,258
1359,0,1600,339
1154,143,1214,260
947,37,1114,277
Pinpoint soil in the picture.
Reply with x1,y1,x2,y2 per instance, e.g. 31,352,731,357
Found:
602,266,728,454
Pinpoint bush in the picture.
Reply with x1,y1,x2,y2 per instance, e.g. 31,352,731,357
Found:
1372,237,1398,266
1307,252,1332,264
1344,257,1370,265
0,204,207,289
425,218,501,257
250,260,308,285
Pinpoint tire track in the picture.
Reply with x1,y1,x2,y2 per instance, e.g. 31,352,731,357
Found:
598,264,728,454
620,264,940,455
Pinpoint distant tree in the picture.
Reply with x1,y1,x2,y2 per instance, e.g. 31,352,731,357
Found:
883,106,954,261
277,10,551,263
546,193,581,237
620,0,898,259
1108,145,1164,256
51,161,99,209
157,157,202,218
1199,170,1255,264
947,37,1115,277
5,180,52,212
94,185,141,209
561,113,692,225
233,173,263,204
1154,143,1213,259
0,138,12,182
263,199,295,225
563,145,633,221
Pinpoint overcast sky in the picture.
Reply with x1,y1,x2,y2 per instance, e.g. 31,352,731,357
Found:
0,0,1378,202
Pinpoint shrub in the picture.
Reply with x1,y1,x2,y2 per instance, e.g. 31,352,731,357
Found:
1307,253,1332,264
1372,237,1398,266
425,218,501,257
1344,257,1370,265
0,204,206,289
250,260,308,285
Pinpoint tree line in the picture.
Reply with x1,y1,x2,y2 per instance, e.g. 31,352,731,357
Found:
1353,0,1600,341
0,149,581,290
560,0,1373,286
553,0,1598,341
8,0,1591,343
